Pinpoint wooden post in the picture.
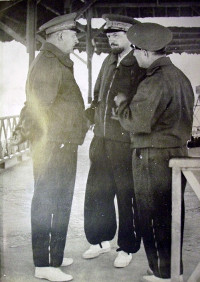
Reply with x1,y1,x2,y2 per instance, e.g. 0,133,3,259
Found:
86,8,93,104
64,0,72,14
171,167,182,282
26,0,37,67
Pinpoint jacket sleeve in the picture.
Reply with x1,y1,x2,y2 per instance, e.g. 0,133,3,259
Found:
85,57,108,123
130,63,146,99
118,74,166,134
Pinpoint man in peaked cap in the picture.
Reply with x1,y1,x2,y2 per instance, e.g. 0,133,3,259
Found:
115,23,194,281
83,14,145,268
13,13,88,281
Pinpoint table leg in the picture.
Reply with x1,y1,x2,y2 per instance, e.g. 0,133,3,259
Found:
171,168,182,282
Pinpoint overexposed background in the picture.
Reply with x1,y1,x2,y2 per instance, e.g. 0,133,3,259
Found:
0,17,200,117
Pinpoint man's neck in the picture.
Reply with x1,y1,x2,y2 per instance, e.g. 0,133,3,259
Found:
46,39,70,55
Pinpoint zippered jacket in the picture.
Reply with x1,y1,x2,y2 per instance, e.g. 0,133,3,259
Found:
118,57,194,148
88,51,145,143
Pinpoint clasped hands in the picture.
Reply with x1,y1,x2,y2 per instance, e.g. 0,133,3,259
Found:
111,93,127,120
114,93,127,107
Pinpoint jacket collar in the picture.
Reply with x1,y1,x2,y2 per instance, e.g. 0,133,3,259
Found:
108,50,136,67
147,56,172,76
120,50,137,66
40,42,74,68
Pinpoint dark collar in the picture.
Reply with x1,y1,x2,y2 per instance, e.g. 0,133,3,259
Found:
40,42,74,68
120,50,137,67
147,56,172,76
108,53,118,65
108,50,136,67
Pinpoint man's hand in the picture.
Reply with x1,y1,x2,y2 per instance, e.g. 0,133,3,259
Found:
111,107,119,120
114,93,127,107
10,130,24,146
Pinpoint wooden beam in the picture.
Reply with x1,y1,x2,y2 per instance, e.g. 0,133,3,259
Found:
169,158,200,168
171,167,182,282
71,52,87,65
64,0,72,14
188,262,200,282
168,45,200,50
95,2,200,8
4,15,20,25
191,6,200,16
92,23,106,39
76,0,98,20
0,21,26,45
39,3,61,16
0,0,24,14
174,49,200,54
86,8,93,104
171,38,200,44
26,0,37,67
183,170,200,201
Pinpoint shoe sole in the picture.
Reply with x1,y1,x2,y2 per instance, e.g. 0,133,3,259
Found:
114,254,132,268
114,263,131,268
35,274,73,281
147,269,154,275
114,259,132,268
82,247,111,259
61,261,73,267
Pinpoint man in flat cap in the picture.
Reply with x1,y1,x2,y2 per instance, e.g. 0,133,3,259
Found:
115,22,194,281
83,14,145,268
13,13,87,281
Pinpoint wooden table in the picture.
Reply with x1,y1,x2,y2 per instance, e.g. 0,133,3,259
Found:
169,157,200,282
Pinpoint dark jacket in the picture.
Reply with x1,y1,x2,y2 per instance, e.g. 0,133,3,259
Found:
118,56,194,148
24,42,87,145
86,51,145,143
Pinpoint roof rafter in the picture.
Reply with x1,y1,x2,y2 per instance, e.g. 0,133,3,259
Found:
75,0,98,19
191,6,200,16
38,2,61,16
0,21,26,45
94,2,200,8
0,0,24,14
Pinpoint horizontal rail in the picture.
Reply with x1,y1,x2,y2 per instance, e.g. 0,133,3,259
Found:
0,115,30,166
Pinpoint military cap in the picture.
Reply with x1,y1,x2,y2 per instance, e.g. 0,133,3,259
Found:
102,14,139,33
39,12,84,34
127,22,173,51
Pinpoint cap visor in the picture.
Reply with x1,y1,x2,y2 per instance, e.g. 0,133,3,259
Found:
103,28,126,33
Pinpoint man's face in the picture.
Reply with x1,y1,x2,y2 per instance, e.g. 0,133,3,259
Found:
133,48,149,68
106,31,131,54
58,30,79,53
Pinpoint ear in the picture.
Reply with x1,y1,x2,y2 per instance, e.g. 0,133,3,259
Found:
57,32,63,41
144,50,149,57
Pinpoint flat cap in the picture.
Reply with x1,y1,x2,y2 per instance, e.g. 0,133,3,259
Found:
39,12,84,34
102,14,139,33
127,22,173,51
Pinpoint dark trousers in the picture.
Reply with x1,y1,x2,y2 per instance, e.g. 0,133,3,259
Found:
132,147,186,278
84,136,141,254
31,140,78,267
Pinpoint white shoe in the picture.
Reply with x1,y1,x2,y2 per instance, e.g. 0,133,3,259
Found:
82,241,111,259
35,267,73,281
142,274,183,282
147,268,154,275
114,251,132,268
61,258,73,267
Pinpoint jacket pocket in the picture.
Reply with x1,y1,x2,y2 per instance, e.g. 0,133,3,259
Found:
89,136,104,162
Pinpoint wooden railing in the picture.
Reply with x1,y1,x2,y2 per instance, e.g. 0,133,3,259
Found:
0,115,30,168
169,157,200,282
